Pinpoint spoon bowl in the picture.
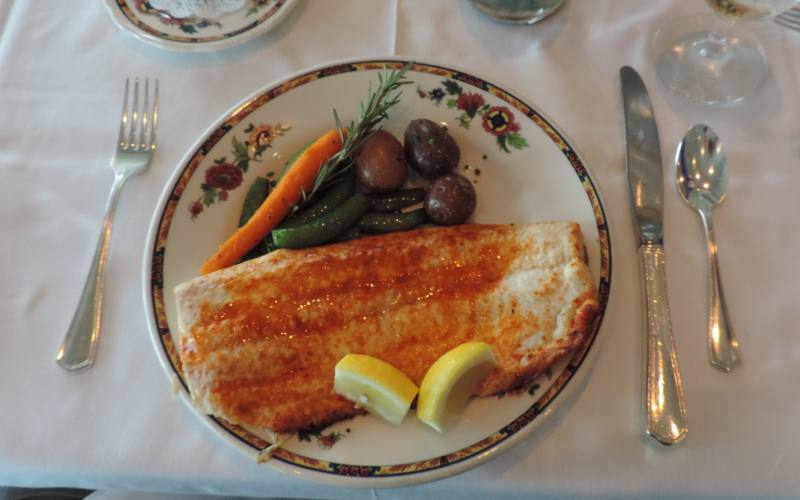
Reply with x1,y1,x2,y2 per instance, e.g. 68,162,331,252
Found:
676,125,728,210
676,124,741,372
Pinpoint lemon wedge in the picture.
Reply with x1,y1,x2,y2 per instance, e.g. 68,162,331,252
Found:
334,354,419,425
417,342,498,432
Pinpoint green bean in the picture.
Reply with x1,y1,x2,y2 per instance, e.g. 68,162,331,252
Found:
262,175,354,251
369,188,426,212
358,208,427,233
281,176,355,228
262,239,277,254
332,226,362,243
272,193,370,249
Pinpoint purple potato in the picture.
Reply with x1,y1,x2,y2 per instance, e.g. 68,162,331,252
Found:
424,173,476,225
404,119,460,179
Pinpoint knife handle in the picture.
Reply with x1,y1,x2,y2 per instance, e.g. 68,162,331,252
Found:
639,243,688,445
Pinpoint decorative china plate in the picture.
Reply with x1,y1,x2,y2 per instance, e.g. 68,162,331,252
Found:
143,59,612,487
104,0,298,52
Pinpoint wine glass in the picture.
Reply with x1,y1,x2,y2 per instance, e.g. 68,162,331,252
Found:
654,0,799,104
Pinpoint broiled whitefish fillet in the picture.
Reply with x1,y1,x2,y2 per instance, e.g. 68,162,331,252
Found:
174,223,598,434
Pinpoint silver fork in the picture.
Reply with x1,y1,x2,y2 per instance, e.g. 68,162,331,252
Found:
775,6,800,31
56,78,159,372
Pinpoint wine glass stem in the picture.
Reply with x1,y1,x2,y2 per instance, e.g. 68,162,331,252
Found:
704,17,732,57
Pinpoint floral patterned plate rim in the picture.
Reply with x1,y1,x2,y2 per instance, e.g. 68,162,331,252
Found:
103,0,298,52
143,58,612,487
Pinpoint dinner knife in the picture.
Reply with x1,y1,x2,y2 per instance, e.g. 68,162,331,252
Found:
620,66,687,446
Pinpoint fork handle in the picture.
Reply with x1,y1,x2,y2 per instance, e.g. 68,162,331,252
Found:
56,173,129,372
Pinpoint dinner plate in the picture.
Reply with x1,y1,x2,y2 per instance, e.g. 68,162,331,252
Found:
104,0,298,52
143,58,612,487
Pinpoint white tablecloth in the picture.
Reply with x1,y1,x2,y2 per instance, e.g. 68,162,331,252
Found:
1,0,799,498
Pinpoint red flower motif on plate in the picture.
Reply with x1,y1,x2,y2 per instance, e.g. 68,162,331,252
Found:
456,92,485,117
417,80,528,153
189,200,203,219
205,163,243,191
189,122,289,220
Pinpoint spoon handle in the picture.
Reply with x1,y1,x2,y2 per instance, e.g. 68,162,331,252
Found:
698,208,740,372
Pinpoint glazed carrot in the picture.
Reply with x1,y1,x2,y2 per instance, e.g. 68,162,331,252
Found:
199,128,345,274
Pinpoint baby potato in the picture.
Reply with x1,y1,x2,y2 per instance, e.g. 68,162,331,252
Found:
404,119,460,179
424,173,476,225
354,130,409,193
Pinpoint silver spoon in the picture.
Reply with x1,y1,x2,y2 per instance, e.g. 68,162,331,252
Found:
676,124,741,372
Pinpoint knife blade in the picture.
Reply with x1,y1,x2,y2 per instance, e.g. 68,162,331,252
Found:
620,66,688,446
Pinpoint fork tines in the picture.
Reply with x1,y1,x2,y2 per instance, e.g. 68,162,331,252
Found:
118,77,159,152
775,6,800,31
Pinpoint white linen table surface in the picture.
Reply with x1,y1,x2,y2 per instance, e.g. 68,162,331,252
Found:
1,0,798,498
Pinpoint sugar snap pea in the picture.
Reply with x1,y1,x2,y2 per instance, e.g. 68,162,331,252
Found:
358,208,427,233
264,176,354,250
369,188,425,212
272,193,370,249
239,177,270,227
276,139,315,182
239,177,270,261
281,176,355,229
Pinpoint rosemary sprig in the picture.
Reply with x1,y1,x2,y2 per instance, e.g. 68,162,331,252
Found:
295,62,413,210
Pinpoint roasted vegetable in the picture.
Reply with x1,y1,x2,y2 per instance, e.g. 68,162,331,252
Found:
272,193,370,249
332,225,362,243
358,208,427,233
277,140,314,182
404,119,460,179
424,174,476,225
369,188,425,212
239,177,270,228
200,129,346,274
239,177,271,261
354,130,408,192
282,176,356,228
